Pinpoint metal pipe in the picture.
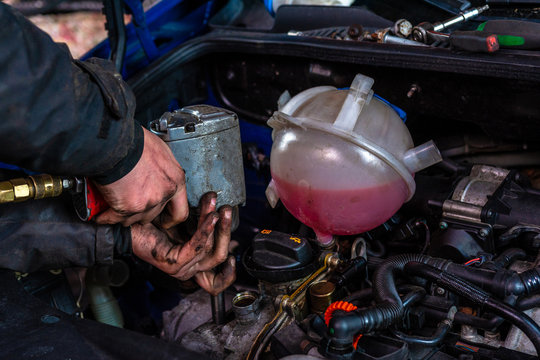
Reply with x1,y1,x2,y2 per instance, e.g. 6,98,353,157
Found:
433,5,490,32
211,292,226,325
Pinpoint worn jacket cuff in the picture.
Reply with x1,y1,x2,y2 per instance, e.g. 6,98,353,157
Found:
92,124,144,185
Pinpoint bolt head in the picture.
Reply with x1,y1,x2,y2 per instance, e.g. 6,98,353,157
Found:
436,287,446,296
395,19,413,37
479,228,490,238
439,222,448,230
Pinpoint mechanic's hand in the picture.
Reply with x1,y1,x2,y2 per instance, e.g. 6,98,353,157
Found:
94,127,188,228
131,193,236,295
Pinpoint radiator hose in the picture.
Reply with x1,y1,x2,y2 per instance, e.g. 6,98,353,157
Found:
327,253,540,353
327,254,451,347
405,261,540,357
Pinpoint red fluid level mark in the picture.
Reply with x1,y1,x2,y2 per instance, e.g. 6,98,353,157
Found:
273,175,408,241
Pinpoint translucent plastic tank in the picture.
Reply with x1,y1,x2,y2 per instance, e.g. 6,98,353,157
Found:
266,74,442,245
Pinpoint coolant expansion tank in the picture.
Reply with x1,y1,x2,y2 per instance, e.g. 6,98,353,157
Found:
266,74,442,245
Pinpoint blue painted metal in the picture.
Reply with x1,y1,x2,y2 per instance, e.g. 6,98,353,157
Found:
83,0,216,79
123,0,160,62
264,0,274,15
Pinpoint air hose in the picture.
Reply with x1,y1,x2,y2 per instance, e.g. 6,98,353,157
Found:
405,261,540,356
328,254,451,343
328,253,540,347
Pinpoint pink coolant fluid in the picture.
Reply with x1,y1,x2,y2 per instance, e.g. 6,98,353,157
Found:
273,175,409,244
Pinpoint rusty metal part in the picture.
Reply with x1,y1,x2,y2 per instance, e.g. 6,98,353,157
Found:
0,174,64,204
309,280,336,314
347,24,363,40
393,19,413,38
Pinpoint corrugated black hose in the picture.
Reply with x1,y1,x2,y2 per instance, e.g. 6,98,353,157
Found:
328,254,451,341
405,261,540,357
328,253,540,349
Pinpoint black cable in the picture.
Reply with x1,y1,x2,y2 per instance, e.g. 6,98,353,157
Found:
518,294,540,310
414,220,431,255
328,254,451,340
391,287,453,347
492,248,527,269
405,261,540,357
391,321,451,346
329,253,540,348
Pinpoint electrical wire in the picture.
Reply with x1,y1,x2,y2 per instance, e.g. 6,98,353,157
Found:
464,258,482,266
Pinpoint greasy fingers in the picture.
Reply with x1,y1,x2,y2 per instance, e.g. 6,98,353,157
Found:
131,211,219,280
196,205,232,271
94,127,187,227
169,211,218,279
194,256,237,296
130,193,235,294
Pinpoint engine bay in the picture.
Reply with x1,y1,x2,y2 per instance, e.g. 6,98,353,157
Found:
128,4,540,358
134,54,540,360
6,1,540,359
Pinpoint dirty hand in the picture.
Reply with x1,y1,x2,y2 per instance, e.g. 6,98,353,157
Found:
131,193,236,295
94,127,188,228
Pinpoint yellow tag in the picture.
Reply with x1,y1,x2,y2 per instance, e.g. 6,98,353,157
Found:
261,229,272,234
290,237,302,244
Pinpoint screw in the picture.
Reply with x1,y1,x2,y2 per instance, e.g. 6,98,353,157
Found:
436,287,446,296
486,210,493,218
439,221,448,230
479,228,490,238
347,24,363,40
407,84,420,98
184,122,196,133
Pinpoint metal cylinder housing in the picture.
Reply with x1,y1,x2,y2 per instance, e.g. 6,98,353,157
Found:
150,105,246,209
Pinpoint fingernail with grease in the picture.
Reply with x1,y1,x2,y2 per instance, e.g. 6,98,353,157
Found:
210,196,217,207
212,214,219,225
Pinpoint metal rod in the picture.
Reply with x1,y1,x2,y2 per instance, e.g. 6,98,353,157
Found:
211,292,226,325
433,5,489,32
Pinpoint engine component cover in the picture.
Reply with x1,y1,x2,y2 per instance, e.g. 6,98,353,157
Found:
243,230,319,283
150,105,246,209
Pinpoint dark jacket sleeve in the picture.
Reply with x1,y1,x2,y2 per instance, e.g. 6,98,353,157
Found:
0,192,132,273
0,3,143,184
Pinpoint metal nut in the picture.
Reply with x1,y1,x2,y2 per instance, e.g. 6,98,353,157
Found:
394,19,413,38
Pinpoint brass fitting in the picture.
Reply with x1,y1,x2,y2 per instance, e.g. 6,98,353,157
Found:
0,174,64,204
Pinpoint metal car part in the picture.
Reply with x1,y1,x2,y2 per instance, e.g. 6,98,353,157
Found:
150,105,246,210
443,165,510,224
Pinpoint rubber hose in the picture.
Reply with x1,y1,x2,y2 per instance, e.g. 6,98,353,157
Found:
518,294,540,310
86,282,124,328
391,322,451,346
366,238,386,258
405,261,540,357
332,253,540,341
493,248,527,269
330,254,451,338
